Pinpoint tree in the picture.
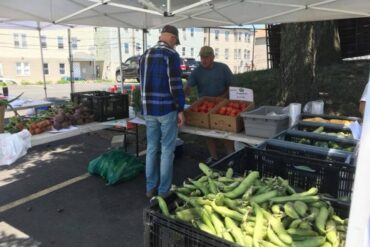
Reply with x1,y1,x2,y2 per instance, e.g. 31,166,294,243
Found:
278,21,341,105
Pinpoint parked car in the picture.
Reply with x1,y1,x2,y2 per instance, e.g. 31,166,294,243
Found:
0,77,18,85
116,56,199,82
115,55,141,82
180,57,199,79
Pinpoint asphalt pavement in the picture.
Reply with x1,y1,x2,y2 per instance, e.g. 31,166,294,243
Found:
0,81,223,247
0,128,211,247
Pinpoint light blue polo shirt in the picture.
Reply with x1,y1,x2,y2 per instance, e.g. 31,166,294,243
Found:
188,62,233,97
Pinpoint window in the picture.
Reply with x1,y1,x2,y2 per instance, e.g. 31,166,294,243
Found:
57,36,64,49
238,49,241,59
215,48,219,58
225,49,229,60
247,50,251,60
16,62,30,75
247,33,251,43
234,49,237,59
43,63,49,75
244,49,247,59
234,31,237,42
71,37,78,49
238,32,242,41
41,35,47,48
59,63,65,74
124,43,129,54
183,28,187,41
190,28,194,37
244,32,248,42
14,33,27,48
225,31,229,41
182,47,186,56
190,47,194,57
124,28,129,32
215,30,219,40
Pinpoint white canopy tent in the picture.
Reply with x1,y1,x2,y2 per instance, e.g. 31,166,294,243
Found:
0,0,369,28
0,1,369,246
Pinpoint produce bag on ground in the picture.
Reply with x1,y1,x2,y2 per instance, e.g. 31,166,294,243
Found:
88,148,144,185
0,129,31,166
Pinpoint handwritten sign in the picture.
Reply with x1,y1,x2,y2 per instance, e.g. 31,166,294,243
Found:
229,87,254,102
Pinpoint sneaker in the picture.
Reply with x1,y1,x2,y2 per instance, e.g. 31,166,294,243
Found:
146,188,157,198
204,157,218,165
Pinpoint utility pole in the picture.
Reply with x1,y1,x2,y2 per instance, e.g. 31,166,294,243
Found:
68,29,75,93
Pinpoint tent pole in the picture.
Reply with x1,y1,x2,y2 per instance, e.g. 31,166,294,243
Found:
142,29,148,52
117,27,124,92
68,29,75,93
251,25,255,71
37,22,47,99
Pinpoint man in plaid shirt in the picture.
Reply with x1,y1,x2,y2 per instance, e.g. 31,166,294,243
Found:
139,25,185,198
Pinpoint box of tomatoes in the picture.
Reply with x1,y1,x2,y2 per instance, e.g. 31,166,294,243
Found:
184,96,226,128
210,99,254,132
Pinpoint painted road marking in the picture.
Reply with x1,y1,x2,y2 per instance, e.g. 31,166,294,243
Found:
0,173,90,213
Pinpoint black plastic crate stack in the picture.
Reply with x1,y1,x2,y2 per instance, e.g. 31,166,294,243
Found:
259,129,357,164
144,147,353,247
71,91,129,122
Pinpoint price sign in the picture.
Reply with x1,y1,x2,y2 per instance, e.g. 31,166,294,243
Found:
229,87,254,102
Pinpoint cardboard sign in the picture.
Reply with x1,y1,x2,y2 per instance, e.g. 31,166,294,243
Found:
229,87,254,102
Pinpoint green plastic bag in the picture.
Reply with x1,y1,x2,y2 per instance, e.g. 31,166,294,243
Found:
88,148,144,185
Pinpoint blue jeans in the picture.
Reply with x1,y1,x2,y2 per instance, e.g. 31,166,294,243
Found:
144,111,177,195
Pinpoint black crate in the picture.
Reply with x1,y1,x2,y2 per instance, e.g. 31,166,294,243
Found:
211,147,354,200
71,91,129,122
144,195,349,247
301,113,361,126
144,202,240,247
277,129,358,151
144,147,352,247
259,139,354,163
292,121,354,139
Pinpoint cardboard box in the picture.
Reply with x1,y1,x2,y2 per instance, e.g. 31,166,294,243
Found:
210,100,255,132
184,96,226,128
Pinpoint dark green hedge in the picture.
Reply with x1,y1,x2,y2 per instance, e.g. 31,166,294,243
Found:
233,61,370,117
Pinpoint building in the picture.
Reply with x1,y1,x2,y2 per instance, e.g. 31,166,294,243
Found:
253,29,268,70
95,27,204,80
0,26,267,83
204,27,254,74
0,27,99,83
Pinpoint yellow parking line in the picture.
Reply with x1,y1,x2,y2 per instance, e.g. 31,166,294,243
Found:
0,173,91,213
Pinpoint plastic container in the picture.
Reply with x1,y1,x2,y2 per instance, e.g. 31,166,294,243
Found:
274,129,358,155
259,138,354,164
71,91,129,122
292,121,354,139
144,195,241,247
144,146,352,247
240,105,289,138
301,113,361,126
211,146,354,201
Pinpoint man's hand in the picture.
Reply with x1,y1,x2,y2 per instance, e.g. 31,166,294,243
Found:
177,112,185,127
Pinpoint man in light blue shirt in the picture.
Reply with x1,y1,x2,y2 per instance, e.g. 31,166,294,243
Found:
185,46,234,164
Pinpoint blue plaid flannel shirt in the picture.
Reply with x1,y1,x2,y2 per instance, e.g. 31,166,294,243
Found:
139,41,185,116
